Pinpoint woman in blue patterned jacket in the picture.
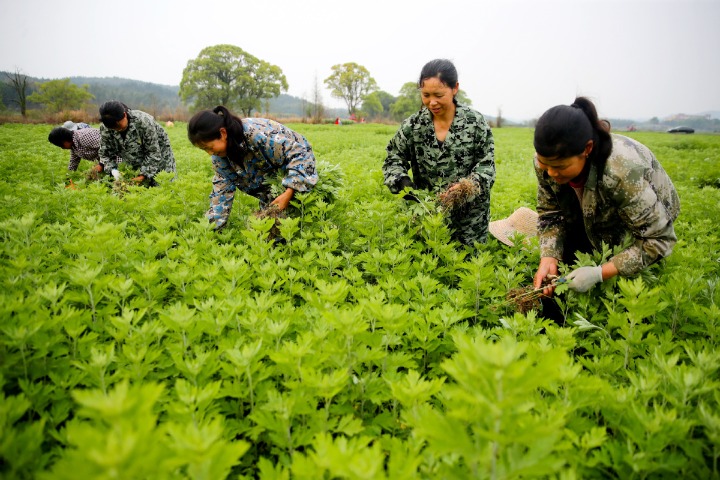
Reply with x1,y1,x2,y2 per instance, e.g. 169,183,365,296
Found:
188,106,318,230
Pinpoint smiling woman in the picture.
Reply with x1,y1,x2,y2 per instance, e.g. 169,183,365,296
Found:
382,58,496,246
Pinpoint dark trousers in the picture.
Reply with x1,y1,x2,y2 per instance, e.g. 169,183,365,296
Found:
541,222,594,324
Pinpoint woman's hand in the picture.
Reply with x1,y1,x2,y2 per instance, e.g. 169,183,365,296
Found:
566,262,619,293
437,183,460,203
566,266,603,292
271,188,295,211
534,257,560,295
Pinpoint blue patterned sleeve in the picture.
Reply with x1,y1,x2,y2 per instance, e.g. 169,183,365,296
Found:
206,155,239,229
253,127,318,193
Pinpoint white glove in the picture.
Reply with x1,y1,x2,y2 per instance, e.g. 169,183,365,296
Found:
111,169,121,180
566,266,603,292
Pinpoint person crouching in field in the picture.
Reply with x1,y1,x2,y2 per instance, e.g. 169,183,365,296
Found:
382,59,496,246
187,106,319,231
532,97,680,304
48,125,102,172
98,100,177,186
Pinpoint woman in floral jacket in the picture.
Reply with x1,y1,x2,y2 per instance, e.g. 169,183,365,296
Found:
187,106,318,230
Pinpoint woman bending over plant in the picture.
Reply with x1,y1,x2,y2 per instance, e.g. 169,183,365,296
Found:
98,100,177,185
533,96,680,298
187,106,318,231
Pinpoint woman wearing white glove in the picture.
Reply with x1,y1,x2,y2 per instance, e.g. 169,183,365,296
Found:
531,97,680,309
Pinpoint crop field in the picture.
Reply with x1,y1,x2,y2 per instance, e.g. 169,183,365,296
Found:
1,121,720,479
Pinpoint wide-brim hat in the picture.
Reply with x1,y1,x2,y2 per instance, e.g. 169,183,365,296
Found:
489,207,538,246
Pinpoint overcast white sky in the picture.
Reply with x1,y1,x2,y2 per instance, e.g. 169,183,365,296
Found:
1,0,718,120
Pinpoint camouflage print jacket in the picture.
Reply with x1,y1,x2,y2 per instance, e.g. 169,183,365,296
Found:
206,118,318,229
382,105,495,196
99,109,176,179
536,134,680,276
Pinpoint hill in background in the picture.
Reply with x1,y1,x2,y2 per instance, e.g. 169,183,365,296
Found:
2,73,717,130
0,73,348,120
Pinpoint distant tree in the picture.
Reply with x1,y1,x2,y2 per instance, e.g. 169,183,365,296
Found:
4,69,29,117
310,75,325,124
649,117,659,125
180,44,288,116
361,91,384,118
374,90,397,113
27,78,94,113
390,82,421,121
496,107,503,128
456,89,472,106
324,63,378,115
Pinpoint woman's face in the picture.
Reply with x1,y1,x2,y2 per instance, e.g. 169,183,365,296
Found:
535,140,594,184
535,140,593,185
110,113,129,132
196,128,228,157
535,154,586,184
420,77,458,118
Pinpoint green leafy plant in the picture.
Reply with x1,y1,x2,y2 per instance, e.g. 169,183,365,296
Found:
1,123,719,478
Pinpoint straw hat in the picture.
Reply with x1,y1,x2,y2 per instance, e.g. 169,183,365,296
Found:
489,207,538,246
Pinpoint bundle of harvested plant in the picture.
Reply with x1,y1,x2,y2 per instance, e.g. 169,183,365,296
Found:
254,204,286,241
84,166,102,182
112,179,134,197
437,178,478,211
505,286,543,314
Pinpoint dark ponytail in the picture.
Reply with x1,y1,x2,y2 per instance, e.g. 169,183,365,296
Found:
534,96,612,172
187,105,248,167
99,100,130,128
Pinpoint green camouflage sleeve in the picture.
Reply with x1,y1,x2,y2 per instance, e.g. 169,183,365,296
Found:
469,116,496,196
134,116,165,179
382,122,414,193
605,165,678,276
98,125,119,171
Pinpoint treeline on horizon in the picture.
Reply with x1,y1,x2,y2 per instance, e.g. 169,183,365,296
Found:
0,73,348,123
2,71,719,132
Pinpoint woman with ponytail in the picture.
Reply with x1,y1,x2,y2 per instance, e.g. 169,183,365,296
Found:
532,97,680,299
98,100,176,184
187,106,318,230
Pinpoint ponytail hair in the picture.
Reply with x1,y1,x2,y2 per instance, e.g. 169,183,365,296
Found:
534,96,612,172
99,100,130,128
187,105,247,167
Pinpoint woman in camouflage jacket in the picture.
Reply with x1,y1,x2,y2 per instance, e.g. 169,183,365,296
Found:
99,101,176,184
382,59,495,246
187,106,318,230
532,97,680,295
